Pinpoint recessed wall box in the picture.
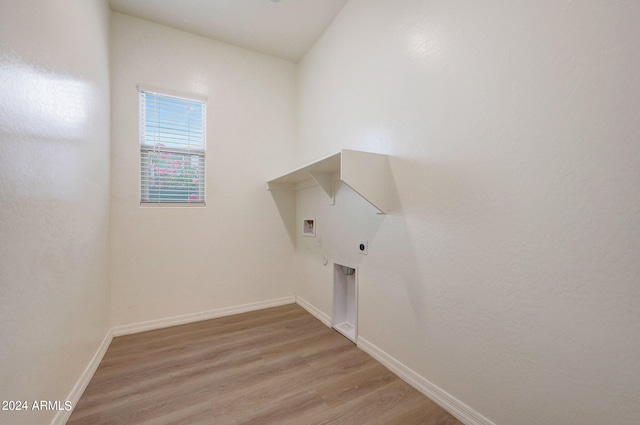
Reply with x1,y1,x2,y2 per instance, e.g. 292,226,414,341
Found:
333,263,357,343
303,218,315,237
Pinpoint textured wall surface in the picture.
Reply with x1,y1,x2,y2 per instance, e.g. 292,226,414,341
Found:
0,1,111,424
2,2,639,425
109,13,297,327
295,1,640,424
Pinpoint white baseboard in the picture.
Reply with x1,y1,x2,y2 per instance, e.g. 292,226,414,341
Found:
293,296,492,425
51,329,113,425
53,297,494,425
112,296,296,336
52,297,296,425
357,337,496,425
295,296,331,327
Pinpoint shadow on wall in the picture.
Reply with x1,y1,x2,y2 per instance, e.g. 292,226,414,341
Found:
366,156,432,333
380,154,533,336
367,155,485,334
269,188,296,245
333,180,386,241
389,156,474,220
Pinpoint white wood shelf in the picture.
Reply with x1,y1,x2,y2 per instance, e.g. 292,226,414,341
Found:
267,149,389,214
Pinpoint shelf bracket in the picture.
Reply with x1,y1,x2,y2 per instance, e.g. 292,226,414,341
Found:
308,170,333,201
266,149,388,214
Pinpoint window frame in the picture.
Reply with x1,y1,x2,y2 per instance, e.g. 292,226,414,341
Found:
138,85,207,207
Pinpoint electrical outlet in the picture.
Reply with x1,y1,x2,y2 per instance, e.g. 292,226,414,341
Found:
358,240,368,255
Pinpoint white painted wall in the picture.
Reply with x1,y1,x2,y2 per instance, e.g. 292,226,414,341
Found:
110,13,297,327
0,1,111,424
296,1,640,424
2,2,638,424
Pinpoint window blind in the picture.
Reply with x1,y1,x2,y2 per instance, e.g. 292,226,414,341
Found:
139,89,206,204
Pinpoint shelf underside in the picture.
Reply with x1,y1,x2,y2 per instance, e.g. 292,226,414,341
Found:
266,149,388,214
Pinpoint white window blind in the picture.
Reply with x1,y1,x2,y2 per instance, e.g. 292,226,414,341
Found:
139,88,206,204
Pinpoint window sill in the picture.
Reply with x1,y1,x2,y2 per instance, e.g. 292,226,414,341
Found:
139,202,206,208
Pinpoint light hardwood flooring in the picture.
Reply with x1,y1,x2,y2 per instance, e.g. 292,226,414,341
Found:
68,304,463,425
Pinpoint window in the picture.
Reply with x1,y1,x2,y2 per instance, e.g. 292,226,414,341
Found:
139,87,206,204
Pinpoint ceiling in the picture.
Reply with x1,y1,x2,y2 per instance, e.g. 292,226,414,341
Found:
109,0,349,62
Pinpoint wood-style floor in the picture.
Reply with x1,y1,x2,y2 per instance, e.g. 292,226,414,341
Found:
68,304,463,425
